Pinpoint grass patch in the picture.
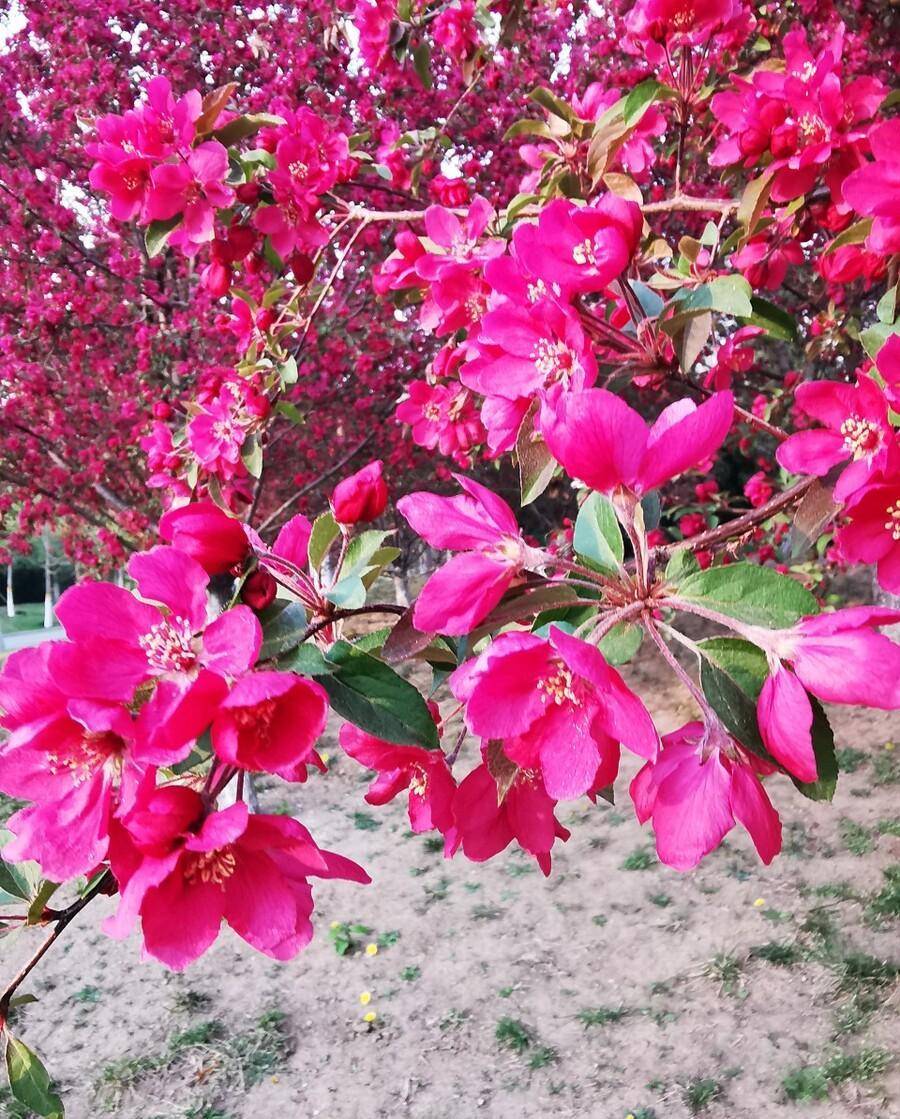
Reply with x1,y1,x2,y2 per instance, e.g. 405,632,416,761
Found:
683,1077,722,1112
835,747,867,773
706,952,745,996
867,865,900,924
649,893,673,908
527,1045,558,1070
838,818,875,856
872,752,900,786
577,1006,628,1027
621,847,656,871
750,941,802,967
96,1010,292,1111
400,965,421,982
495,1017,533,1054
352,811,381,831
783,1048,892,1101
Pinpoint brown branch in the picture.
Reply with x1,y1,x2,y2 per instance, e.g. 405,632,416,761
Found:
0,871,112,1030
656,476,817,558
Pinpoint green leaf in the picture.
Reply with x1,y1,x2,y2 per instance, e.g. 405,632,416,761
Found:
573,493,624,575
736,170,774,239
342,530,393,580
275,400,304,425
26,880,59,925
212,112,285,146
675,275,754,319
792,699,838,802
527,86,575,126
516,401,557,505
308,511,340,572
258,601,308,659
322,641,439,750
876,283,898,326
503,118,554,141
598,622,643,665
742,296,798,342
664,549,701,586
278,355,298,385
412,42,433,89
5,1035,64,1119
241,435,263,479
278,643,334,677
822,218,873,255
676,562,818,629
622,78,662,126
0,858,35,906
860,322,900,361
144,216,181,258
698,637,771,759
325,575,366,609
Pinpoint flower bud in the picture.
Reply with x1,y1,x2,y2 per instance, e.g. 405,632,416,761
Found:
158,501,249,574
241,568,277,610
331,460,388,525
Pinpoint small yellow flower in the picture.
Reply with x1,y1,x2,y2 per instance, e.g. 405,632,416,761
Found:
330,920,340,929
321,752,331,764
753,897,766,908
365,942,378,957
359,991,372,1005
885,741,895,752
363,1010,377,1023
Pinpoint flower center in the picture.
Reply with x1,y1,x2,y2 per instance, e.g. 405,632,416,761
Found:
798,113,826,142
423,401,442,422
537,663,579,706
840,415,882,460
47,732,122,786
884,503,900,542
409,767,428,797
531,338,576,386
288,159,309,179
184,847,237,888
139,616,197,674
572,238,598,267
232,698,278,735
527,279,549,302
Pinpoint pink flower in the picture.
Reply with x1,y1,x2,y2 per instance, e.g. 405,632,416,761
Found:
50,547,260,751
776,376,893,501
432,0,479,61
462,300,598,403
449,760,570,876
211,671,329,779
146,142,235,248
513,197,642,296
842,120,900,254
451,627,659,799
540,388,734,497
331,460,389,525
254,200,328,259
0,646,146,880
839,472,900,593
757,605,900,711
340,722,457,835
395,381,485,461
625,0,743,48
397,476,540,635
105,789,369,969
87,114,154,221
876,335,900,409
744,470,773,509
159,501,250,574
243,514,319,610
631,721,782,871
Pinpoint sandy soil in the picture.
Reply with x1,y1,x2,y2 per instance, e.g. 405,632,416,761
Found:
2,647,900,1119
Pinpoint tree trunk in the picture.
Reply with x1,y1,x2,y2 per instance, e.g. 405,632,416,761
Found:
874,574,900,640
5,561,14,618
42,529,54,628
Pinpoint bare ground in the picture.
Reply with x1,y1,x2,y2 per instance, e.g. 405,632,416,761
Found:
2,647,900,1119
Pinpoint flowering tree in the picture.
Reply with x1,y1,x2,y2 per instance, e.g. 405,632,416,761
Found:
2,0,900,1111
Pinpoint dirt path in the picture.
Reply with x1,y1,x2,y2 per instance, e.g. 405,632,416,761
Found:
2,649,899,1119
